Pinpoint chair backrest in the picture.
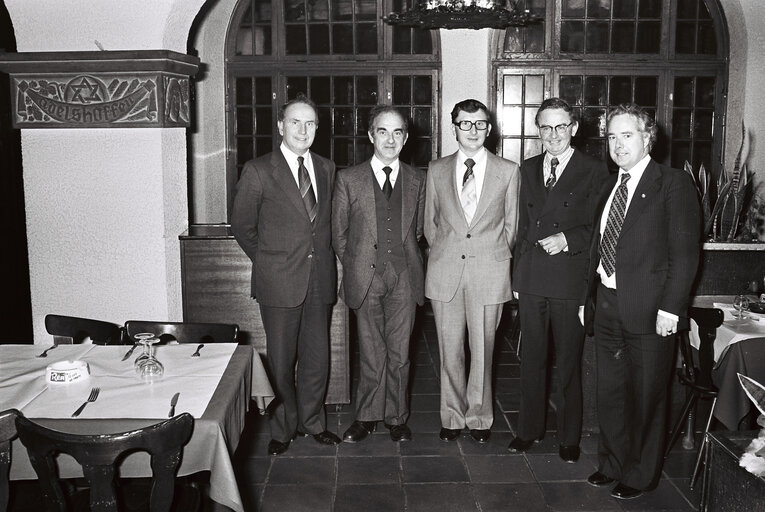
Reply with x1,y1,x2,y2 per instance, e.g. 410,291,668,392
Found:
44,314,125,345
678,307,724,389
124,321,239,344
0,409,20,512
15,413,194,512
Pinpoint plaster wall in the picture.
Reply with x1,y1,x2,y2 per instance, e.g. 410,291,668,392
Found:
5,0,206,342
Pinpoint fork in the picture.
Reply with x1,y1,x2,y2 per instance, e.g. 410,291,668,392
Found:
191,344,204,357
37,345,57,358
71,387,100,417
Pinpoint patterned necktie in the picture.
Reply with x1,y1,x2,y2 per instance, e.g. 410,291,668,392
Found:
546,157,559,192
298,156,317,223
460,158,477,225
382,166,393,200
600,173,631,277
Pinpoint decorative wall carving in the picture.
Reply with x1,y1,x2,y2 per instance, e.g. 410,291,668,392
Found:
0,50,199,128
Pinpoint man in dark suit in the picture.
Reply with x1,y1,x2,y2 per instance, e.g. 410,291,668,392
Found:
332,105,426,443
509,98,608,463
231,94,341,456
584,103,701,499
425,99,520,444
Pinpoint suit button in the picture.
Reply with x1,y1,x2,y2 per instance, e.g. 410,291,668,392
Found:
374,244,377,249
564,201,569,207
461,255,466,259
371,264,376,269
466,234,471,238
553,222,559,228
536,221,541,227
528,203,533,208
308,254,313,259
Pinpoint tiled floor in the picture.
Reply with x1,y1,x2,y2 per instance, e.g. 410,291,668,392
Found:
232,304,705,512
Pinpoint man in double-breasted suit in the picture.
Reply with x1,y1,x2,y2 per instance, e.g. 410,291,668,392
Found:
583,103,701,499
425,99,520,443
231,94,341,456
332,106,426,443
509,98,608,463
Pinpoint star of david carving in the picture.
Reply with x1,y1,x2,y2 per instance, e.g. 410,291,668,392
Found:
69,77,103,103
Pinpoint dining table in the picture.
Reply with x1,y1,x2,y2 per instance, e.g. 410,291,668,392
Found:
689,296,765,431
0,342,274,512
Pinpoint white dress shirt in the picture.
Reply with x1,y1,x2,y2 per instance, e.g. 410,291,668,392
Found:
544,146,574,185
371,155,400,190
454,147,487,200
280,142,318,201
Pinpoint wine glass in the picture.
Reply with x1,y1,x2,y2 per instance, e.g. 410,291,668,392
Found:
733,294,750,319
135,335,164,382
133,333,155,369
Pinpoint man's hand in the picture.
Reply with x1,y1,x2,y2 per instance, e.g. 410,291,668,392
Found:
537,232,567,256
655,314,678,338
578,305,584,326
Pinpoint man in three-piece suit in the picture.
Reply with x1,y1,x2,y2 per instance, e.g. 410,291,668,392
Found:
584,103,701,499
425,99,520,444
231,94,341,456
509,98,608,463
332,106,426,443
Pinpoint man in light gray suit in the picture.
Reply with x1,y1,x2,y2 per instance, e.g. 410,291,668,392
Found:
425,99,520,443
332,105,426,443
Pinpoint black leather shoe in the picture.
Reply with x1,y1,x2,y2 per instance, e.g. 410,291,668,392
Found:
587,471,616,487
507,437,536,452
559,444,580,463
267,439,290,456
439,427,461,441
312,430,341,445
610,483,643,499
343,420,376,443
470,429,491,443
385,423,412,442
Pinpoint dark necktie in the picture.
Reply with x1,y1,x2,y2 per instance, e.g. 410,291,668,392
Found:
382,166,393,200
298,156,317,223
545,157,559,191
460,158,477,224
600,173,631,277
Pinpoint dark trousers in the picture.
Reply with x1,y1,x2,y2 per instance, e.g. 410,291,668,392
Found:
594,284,675,490
517,292,584,446
354,265,416,425
260,268,330,443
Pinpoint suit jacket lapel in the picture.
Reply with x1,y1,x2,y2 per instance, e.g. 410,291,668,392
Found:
312,153,332,222
541,150,586,213
358,163,378,240
400,163,419,241
621,159,661,235
270,151,306,219
471,153,501,226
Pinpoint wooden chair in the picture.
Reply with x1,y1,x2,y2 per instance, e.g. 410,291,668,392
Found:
1,409,20,512
15,413,196,512
45,314,125,345
124,321,239,344
664,306,724,489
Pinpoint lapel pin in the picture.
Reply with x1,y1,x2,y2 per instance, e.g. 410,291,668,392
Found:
641,193,646,198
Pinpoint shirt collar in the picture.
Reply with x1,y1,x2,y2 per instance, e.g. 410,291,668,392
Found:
619,153,651,182
545,146,574,166
457,147,487,167
280,142,309,165
371,155,400,175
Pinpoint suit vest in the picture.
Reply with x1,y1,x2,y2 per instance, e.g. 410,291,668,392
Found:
373,176,405,275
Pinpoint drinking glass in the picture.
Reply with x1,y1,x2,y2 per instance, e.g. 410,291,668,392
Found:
733,294,750,319
135,336,164,382
133,333,155,369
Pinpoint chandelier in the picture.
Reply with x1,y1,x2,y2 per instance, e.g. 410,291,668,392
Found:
383,0,540,30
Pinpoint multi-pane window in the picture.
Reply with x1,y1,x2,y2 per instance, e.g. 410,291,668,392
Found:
228,0,440,184
495,0,726,178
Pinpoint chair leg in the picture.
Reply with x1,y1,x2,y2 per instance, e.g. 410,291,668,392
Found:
665,391,698,457
690,396,717,490
682,400,696,450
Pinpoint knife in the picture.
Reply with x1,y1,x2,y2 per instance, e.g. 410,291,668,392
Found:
168,392,180,417
121,343,138,361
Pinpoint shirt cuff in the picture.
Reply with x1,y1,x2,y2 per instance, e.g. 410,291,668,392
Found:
658,309,678,322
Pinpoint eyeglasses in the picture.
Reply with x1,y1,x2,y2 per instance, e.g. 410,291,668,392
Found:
538,122,574,137
454,120,489,131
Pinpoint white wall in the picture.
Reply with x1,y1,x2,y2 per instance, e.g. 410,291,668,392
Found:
5,0,207,342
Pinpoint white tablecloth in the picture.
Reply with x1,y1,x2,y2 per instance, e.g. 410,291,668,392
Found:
689,301,765,362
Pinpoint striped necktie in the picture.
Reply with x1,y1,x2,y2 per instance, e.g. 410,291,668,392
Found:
600,173,631,276
298,156,317,223
460,158,477,224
